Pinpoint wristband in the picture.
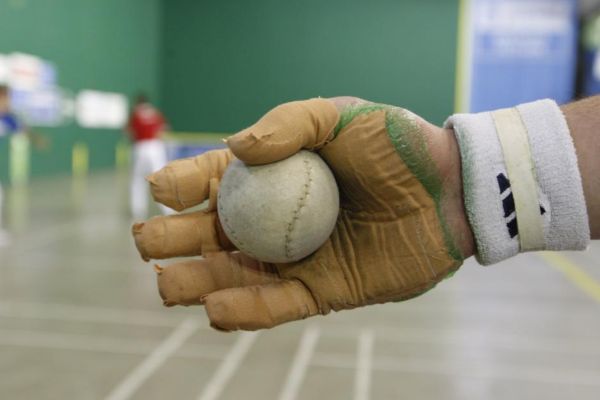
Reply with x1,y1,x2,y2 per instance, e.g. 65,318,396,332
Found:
445,99,589,265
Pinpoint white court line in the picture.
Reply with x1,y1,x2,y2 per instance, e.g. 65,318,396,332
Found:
4,300,600,357
312,352,355,369
104,318,200,400
0,328,160,356
14,221,79,252
311,352,600,387
0,301,202,327
354,329,374,400
5,215,125,256
0,327,227,360
7,219,97,256
278,325,320,400
197,331,259,400
374,356,600,387
320,324,600,356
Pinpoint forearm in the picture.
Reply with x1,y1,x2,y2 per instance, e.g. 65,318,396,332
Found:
561,96,600,239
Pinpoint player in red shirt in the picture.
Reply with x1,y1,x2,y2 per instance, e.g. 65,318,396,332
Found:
127,93,173,219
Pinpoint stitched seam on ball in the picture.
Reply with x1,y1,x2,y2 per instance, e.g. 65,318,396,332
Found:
285,159,313,259
218,191,257,259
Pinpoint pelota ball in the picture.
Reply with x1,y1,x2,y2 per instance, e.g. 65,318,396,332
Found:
218,150,339,263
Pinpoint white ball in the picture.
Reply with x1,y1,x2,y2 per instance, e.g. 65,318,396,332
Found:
218,150,339,263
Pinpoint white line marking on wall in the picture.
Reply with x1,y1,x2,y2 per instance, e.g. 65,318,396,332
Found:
354,329,374,400
197,331,259,400
278,325,320,400
104,318,199,400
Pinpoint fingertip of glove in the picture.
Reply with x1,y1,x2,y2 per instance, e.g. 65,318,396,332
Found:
226,129,277,165
209,321,233,333
162,300,176,307
131,222,144,234
153,264,163,275
132,218,168,262
147,167,186,212
131,222,151,262
204,294,240,332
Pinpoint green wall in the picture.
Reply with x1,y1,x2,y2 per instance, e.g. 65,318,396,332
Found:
0,0,460,182
0,0,162,182
161,0,459,133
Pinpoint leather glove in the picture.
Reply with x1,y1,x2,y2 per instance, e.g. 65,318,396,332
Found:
132,97,471,331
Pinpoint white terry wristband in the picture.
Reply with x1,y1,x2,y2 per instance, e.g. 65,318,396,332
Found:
444,99,590,265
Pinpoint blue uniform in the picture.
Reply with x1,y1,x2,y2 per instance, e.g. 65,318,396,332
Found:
0,112,21,137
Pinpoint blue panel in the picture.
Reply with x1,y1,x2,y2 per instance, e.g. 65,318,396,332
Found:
166,144,226,161
468,0,578,112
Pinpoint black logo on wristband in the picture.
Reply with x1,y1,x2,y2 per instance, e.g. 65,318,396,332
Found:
497,173,545,239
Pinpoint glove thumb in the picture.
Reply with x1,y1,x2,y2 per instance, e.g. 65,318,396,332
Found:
226,98,339,165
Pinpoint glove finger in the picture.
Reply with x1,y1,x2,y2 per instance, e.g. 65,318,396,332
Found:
203,280,319,331
132,210,234,261
155,252,280,306
226,98,339,165
147,148,233,211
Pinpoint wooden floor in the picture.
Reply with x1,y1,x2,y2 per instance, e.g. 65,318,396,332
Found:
1,171,599,400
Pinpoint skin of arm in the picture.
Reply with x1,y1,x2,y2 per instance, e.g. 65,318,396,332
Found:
561,96,600,239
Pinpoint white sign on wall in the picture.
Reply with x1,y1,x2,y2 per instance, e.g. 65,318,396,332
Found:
11,86,66,126
76,90,128,129
8,52,44,90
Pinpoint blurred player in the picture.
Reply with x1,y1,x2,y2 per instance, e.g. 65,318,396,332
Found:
0,85,23,245
127,93,173,220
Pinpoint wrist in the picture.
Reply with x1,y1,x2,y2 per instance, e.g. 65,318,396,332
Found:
561,99,600,239
437,126,476,259
419,118,476,260
329,97,477,259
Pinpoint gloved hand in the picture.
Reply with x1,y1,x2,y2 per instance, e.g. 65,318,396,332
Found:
132,97,474,331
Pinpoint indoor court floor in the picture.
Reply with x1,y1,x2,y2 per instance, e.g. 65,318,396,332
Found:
1,171,599,400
